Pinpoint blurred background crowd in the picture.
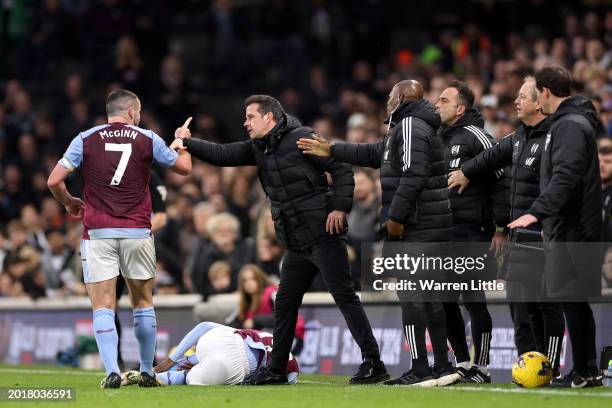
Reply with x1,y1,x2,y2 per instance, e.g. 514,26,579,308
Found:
1,0,612,303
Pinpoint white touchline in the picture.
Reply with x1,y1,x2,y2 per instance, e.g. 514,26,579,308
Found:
433,386,612,398
300,381,612,397
3,368,612,398
0,368,103,376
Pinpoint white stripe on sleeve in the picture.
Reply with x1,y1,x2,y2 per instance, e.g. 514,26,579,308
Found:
402,117,413,172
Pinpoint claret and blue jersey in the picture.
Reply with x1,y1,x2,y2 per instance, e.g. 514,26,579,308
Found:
59,122,178,239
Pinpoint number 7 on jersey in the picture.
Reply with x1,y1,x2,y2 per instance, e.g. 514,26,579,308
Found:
105,143,132,185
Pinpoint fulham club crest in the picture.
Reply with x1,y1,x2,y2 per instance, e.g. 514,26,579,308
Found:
531,143,539,154
451,145,460,156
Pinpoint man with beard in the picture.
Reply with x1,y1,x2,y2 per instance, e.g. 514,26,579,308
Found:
172,95,387,385
434,81,498,383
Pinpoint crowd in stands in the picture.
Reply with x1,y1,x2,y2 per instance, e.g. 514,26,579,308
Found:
1,0,612,300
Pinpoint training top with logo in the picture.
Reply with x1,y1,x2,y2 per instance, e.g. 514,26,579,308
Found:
59,123,178,239
438,108,501,237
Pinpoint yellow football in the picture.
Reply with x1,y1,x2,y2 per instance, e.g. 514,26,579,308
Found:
512,351,553,388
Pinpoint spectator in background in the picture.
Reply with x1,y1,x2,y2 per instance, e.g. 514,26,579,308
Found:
59,99,92,140
20,205,49,252
227,170,254,238
5,90,35,138
16,133,40,180
189,212,255,300
599,143,612,242
40,197,64,230
0,229,7,271
4,220,45,298
113,36,147,96
347,169,380,244
40,228,73,297
346,169,380,288
254,205,284,279
603,247,612,289
1,164,32,221
207,260,233,296
232,264,277,330
230,264,304,355
156,54,198,135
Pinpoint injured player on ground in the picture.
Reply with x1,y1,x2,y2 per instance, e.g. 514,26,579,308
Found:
121,322,299,386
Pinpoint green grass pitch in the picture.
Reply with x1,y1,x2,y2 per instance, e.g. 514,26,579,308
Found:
0,365,611,408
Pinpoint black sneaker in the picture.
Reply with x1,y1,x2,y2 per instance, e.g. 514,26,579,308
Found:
433,364,461,387
383,369,437,387
99,372,121,389
242,367,288,385
349,359,390,384
456,366,471,379
588,374,603,387
458,366,491,384
138,372,163,387
550,371,589,388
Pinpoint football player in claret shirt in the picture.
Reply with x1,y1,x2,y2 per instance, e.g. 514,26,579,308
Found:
121,322,299,386
47,89,192,388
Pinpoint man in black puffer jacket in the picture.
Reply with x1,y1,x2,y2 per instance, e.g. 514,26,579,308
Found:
434,81,499,383
509,67,604,388
174,95,387,385
298,80,459,387
448,76,565,374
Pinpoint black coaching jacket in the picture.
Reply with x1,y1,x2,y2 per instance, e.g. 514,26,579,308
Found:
460,118,550,281
528,96,603,242
439,108,501,239
184,114,354,251
331,99,453,241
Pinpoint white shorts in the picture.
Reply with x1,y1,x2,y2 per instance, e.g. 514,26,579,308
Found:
186,327,250,385
80,237,156,284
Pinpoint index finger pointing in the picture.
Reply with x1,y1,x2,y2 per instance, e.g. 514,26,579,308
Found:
181,117,193,129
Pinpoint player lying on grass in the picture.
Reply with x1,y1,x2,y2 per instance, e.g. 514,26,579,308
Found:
122,322,299,386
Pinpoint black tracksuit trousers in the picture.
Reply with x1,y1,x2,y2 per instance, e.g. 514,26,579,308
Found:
269,238,380,373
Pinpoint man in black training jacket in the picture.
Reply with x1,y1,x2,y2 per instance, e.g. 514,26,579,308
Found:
172,95,388,385
448,76,565,375
298,80,461,387
509,66,604,388
434,81,499,383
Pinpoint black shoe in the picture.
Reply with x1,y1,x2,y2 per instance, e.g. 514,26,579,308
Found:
138,372,162,387
456,366,471,379
383,368,437,387
349,359,390,384
242,367,288,385
458,366,491,384
588,374,603,387
100,372,121,389
550,371,590,388
432,364,461,386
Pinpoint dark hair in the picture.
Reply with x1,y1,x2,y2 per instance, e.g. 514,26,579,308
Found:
244,94,285,122
448,80,475,110
106,89,139,116
599,144,612,155
534,67,572,97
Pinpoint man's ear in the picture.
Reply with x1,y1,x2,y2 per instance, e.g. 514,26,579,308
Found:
127,105,134,120
456,104,466,117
